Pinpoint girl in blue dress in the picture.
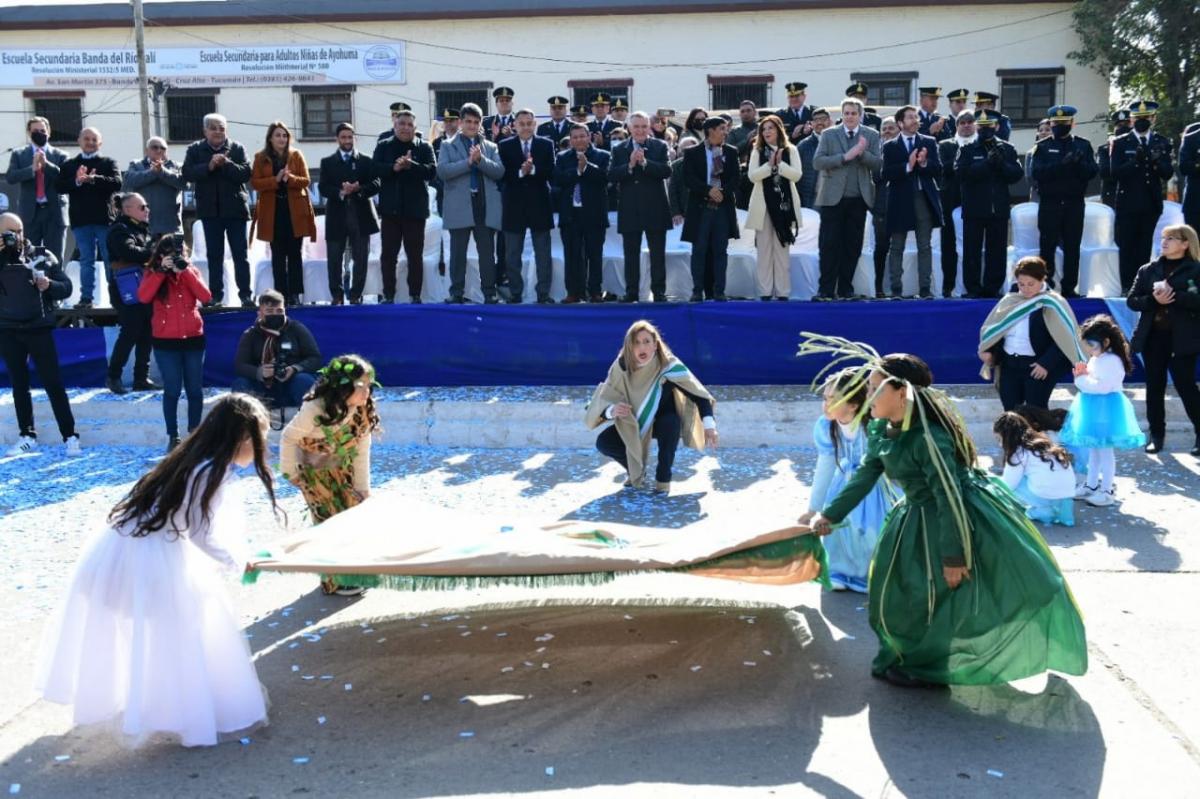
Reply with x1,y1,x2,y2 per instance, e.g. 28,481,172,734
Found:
799,368,899,592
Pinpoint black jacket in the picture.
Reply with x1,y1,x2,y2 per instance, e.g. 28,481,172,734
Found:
55,154,121,228
1179,130,1200,220
499,135,556,232
608,137,674,234
106,215,153,269
318,150,381,239
938,139,966,212
1126,256,1200,357
1031,135,1098,201
372,136,436,219
233,318,323,380
680,142,739,244
986,300,1072,376
0,246,70,330
1110,130,1174,215
182,138,252,220
553,146,611,228
956,138,1022,220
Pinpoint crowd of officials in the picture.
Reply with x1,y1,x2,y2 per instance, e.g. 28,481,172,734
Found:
2,81,1200,454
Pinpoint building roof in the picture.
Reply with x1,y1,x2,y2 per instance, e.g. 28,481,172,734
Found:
2,0,1067,30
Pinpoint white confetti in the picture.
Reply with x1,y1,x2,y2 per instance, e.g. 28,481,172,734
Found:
320,675,333,680
291,665,300,672
293,757,310,765
344,683,352,691
536,646,546,653
376,637,387,643
496,632,508,637
762,650,773,656
743,661,757,667
501,666,514,673
461,631,472,637
459,731,475,738
239,738,251,745
317,716,326,725
288,642,299,649
421,694,431,702
545,766,555,776
302,675,315,681
9,784,19,795
690,665,703,672
541,662,551,669
623,614,634,620
534,633,555,642
54,755,70,762
987,769,1004,778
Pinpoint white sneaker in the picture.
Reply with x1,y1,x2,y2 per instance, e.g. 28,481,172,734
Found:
1074,483,1097,501
5,435,37,456
64,435,82,456
1086,488,1115,507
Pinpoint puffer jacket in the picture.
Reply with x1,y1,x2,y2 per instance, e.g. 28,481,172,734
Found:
136,265,211,341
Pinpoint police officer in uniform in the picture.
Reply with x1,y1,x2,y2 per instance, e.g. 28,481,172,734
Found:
379,102,423,142
1031,105,1098,297
1111,99,1174,291
956,110,1022,298
777,82,814,144
1177,121,1200,233
431,108,459,219
917,86,949,140
570,104,590,127
538,96,572,143
483,87,516,142
944,89,970,138
938,109,977,296
1097,109,1132,208
972,91,1011,140
612,97,631,128
587,93,621,150
845,82,882,130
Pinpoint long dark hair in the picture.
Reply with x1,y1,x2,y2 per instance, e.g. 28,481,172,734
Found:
1014,403,1067,434
684,107,708,135
109,394,280,537
304,353,382,430
1079,314,1134,375
877,353,976,466
261,120,293,163
823,367,868,467
993,411,1073,469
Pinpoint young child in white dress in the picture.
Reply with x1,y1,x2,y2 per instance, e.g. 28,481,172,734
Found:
34,394,279,747
993,411,1076,526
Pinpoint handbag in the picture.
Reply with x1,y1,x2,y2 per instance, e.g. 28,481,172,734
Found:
113,265,144,305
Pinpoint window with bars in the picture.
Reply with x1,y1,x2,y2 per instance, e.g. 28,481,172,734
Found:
31,98,82,145
1000,76,1057,126
849,72,916,108
571,85,631,109
299,91,353,140
709,81,771,111
430,84,492,118
166,93,217,143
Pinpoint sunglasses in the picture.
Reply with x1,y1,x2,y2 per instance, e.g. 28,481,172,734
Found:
1161,236,1183,243
136,204,148,210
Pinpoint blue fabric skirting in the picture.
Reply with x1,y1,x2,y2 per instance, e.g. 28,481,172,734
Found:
1060,390,1147,451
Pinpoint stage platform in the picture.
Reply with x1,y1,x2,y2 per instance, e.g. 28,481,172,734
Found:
1,297,1128,390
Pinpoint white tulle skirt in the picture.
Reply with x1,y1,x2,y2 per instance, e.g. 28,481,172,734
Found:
34,527,268,748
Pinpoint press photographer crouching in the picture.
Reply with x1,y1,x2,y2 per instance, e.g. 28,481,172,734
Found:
232,290,321,409
136,232,211,452
0,212,80,455
105,193,159,395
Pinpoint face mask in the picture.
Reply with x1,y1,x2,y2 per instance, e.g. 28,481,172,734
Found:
30,131,48,147
1052,124,1072,139
1133,118,1151,133
261,314,286,331
977,127,995,141
1114,124,1131,136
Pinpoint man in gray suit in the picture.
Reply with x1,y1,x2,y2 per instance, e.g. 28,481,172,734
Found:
812,98,882,300
122,136,185,236
436,103,505,304
5,116,68,264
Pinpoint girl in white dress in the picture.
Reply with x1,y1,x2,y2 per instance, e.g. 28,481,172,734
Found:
35,393,279,747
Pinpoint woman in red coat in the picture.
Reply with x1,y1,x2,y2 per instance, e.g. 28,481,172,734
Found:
136,236,211,452
251,121,317,305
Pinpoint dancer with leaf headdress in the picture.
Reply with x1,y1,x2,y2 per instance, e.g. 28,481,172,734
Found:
800,333,1086,687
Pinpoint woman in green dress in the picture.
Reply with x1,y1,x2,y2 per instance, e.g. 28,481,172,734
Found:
804,340,1087,688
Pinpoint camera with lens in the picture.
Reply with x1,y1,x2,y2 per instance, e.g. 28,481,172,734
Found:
152,233,189,272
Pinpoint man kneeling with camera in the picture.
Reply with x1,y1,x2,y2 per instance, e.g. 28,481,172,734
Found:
232,290,321,408
0,212,80,455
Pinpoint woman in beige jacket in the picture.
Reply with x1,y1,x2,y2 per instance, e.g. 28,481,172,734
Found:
745,115,804,300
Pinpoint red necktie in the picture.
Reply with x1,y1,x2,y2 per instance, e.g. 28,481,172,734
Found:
35,151,45,202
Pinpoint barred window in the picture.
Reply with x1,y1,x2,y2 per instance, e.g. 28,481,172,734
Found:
430,83,492,118
166,93,217,143
709,76,772,111
31,97,82,145
299,91,353,140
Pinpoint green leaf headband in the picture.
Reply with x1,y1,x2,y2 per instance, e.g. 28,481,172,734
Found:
317,358,381,388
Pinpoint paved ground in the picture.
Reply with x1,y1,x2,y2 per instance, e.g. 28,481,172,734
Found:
0,441,1197,798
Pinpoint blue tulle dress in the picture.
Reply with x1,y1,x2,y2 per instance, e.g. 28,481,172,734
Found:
1060,354,1146,451
809,417,901,592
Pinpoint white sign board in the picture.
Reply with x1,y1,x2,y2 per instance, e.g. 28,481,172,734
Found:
0,43,405,88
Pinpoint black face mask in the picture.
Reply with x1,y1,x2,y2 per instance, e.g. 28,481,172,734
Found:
261,314,286,331
1052,124,1072,139
977,128,995,141
1114,124,1131,137
30,130,48,147
1133,118,1152,133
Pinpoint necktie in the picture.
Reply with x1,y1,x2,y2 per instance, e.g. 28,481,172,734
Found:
34,149,45,202
572,177,582,207
848,130,854,140
523,139,530,159
906,137,914,153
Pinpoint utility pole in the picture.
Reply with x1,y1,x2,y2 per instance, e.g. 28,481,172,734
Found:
149,78,167,137
132,0,150,143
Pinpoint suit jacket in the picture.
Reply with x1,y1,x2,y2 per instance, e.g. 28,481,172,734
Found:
797,133,820,208
680,142,739,243
372,135,436,219
482,113,516,143
938,138,968,213
55,153,121,228
499,135,555,232
587,118,622,150
122,158,185,235
5,144,68,226
777,106,814,144
1031,135,1098,201
553,146,610,229
918,109,951,141
318,150,381,239
956,138,1022,220
181,138,252,220
812,124,882,209
1111,130,1174,216
881,133,943,235
249,149,317,243
1097,137,1118,207
537,118,572,144
1126,256,1200,356
608,137,673,234
436,133,504,230
1181,130,1200,219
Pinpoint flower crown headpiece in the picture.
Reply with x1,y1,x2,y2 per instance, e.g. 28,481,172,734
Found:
317,357,380,388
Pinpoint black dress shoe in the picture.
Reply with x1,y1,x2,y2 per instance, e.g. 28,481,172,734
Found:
105,375,127,395
775,296,789,301
588,294,605,303
484,294,500,304
1191,438,1200,457
241,298,256,309
1144,438,1164,454
444,295,466,304
874,291,887,299
919,291,934,299
132,378,160,392
620,294,637,303
75,300,93,310
537,296,555,304
652,293,667,303
713,293,728,302
332,295,345,306
811,294,833,302
689,292,704,303
762,296,773,302
349,296,364,305
380,295,395,305
410,296,423,304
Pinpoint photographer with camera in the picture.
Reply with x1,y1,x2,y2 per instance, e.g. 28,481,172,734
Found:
231,290,321,409
136,233,211,452
956,110,1022,298
0,213,80,455
104,193,159,395
1111,100,1175,291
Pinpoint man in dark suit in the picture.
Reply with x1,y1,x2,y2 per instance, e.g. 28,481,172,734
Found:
588,93,622,150
537,96,571,143
917,87,949,140
956,110,1022,298
681,118,739,302
882,105,943,299
554,124,610,303
846,82,882,131
797,108,831,209
6,116,68,267
1097,109,1132,209
1181,123,1200,233
609,111,673,302
1032,105,1098,297
973,91,1012,140
499,109,556,303
373,109,437,304
938,110,976,297
777,82,814,144
483,87,516,143
55,127,121,308
1112,99,1174,291
319,123,380,305
181,112,253,306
